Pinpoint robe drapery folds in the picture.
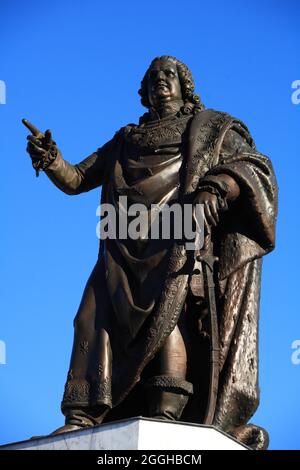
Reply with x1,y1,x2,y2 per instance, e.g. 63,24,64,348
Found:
46,108,277,431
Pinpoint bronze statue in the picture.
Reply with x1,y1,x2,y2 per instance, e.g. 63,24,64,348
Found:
23,56,277,450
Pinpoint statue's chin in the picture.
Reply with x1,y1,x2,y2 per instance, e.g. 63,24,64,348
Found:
150,96,184,118
155,97,174,108
155,89,171,100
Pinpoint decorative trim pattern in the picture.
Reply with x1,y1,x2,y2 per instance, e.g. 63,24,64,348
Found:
62,377,112,409
125,114,192,150
145,375,194,395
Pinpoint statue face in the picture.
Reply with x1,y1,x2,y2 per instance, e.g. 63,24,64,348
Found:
147,59,182,108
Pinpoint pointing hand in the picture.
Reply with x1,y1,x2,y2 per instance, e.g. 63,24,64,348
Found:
22,119,56,176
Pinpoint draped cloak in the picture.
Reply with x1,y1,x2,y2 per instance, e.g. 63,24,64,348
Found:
45,108,278,436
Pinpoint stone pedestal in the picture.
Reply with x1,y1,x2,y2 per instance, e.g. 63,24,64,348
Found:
1,417,248,450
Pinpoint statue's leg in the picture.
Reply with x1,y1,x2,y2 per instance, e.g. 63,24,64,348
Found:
144,325,193,421
53,261,113,434
157,325,187,378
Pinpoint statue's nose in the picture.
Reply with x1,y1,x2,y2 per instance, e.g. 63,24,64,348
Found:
157,70,166,81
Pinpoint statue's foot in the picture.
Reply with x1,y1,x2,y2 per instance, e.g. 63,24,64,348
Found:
228,424,269,450
51,424,88,435
29,425,83,440
150,415,171,421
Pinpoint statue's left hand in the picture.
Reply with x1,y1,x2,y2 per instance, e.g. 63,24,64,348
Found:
194,191,219,227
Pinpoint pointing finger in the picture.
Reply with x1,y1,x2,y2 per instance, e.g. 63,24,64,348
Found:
22,119,44,138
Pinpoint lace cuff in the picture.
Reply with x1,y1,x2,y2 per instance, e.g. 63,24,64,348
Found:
32,143,58,175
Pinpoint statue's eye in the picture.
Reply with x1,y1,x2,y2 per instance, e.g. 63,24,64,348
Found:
149,70,158,79
166,70,175,77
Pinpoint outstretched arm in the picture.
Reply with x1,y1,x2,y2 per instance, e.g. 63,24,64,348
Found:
23,119,114,195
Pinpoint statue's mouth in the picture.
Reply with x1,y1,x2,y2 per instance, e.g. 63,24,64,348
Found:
155,81,169,91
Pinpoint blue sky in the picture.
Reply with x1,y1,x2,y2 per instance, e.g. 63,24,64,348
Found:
1,0,300,449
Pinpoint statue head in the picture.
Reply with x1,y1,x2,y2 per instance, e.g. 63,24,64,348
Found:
139,56,204,113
